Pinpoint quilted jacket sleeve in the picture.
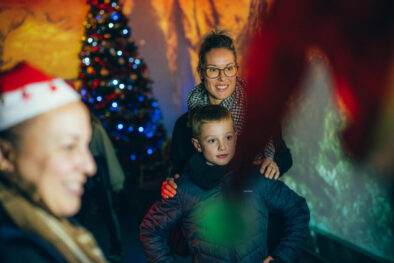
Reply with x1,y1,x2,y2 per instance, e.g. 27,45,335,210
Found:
260,178,310,263
139,194,183,263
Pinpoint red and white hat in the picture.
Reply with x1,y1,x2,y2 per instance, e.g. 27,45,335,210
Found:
0,62,80,131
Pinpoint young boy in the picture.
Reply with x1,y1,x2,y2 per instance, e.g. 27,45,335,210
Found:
140,105,310,263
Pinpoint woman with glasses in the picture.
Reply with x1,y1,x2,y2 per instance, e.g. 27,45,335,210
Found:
162,30,293,199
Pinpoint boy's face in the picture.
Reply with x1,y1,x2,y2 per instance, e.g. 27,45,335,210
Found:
192,119,237,166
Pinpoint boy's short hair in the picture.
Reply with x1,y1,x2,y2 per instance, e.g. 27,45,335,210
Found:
191,105,234,139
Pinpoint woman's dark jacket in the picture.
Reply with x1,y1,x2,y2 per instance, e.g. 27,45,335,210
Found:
170,112,293,177
140,153,310,263
0,206,66,263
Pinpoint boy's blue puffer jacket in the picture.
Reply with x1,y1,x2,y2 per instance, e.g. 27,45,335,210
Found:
140,153,310,263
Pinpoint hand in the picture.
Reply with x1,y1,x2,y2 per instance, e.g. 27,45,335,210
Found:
254,158,280,179
263,256,274,263
161,174,180,199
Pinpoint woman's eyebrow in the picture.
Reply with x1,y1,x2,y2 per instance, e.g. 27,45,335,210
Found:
206,63,236,67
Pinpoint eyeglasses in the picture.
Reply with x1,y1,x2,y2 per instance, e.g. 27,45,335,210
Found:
203,64,238,79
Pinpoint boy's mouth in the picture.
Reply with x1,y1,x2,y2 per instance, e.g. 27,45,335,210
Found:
217,154,228,159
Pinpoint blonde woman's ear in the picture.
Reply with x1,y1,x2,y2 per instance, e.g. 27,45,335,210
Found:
191,138,202,152
0,139,16,172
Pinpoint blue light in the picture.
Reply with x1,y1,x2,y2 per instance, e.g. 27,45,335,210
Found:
138,126,144,133
96,15,101,20
92,42,97,47
97,96,102,102
127,85,133,90
146,132,154,138
139,96,144,102
128,126,134,132
111,12,119,21
89,98,95,103
111,2,117,7
147,148,153,155
119,83,125,89
117,123,124,130
108,23,114,28
112,79,119,85
81,89,87,96
132,64,137,69
123,29,128,35
128,58,134,63
135,59,141,65
112,102,118,108
130,154,136,160
117,50,122,56
152,101,158,107
82,57,90,65
87,37,93,43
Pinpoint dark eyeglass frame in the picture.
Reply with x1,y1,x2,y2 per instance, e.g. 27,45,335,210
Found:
202,64,239,79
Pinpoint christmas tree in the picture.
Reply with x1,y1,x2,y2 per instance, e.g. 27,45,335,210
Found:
78,0,166,180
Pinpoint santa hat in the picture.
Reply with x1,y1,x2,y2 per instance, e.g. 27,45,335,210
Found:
0,62,80,131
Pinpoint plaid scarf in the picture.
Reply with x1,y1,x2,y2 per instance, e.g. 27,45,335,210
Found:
187,77,274,159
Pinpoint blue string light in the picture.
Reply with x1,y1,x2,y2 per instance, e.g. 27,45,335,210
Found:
139,96,144,102
132,64,137,69
128,58,134,63
82,57,90,65
152,101,158,107
111,12,119,21
135,59,141,65
130,154,136,160
112,79,119,85
108,23,114,28
128,126,134,132
138,126,144,133
112,102,118,108
123,29,129,35
147,148,153,155
117,123,124,130
117,50,122,56
81,89,87,96
97,96,102,102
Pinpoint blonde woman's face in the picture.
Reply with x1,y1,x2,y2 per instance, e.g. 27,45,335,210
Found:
203,48,237,105
15,102,96,217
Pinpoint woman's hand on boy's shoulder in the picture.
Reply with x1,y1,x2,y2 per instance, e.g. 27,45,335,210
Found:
263,256,274,263
161,174,180,199
253,158,280,180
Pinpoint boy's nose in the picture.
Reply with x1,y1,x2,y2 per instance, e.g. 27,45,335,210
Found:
218,141,226,151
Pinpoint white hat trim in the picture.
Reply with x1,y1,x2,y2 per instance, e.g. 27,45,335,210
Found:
0,78,81,131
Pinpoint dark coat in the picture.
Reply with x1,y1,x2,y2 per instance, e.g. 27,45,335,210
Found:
0,207,65,263
140,153,310,263
170,112,293,177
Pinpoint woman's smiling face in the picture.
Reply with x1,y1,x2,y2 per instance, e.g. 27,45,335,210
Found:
14,102,96,217
203,48,237,105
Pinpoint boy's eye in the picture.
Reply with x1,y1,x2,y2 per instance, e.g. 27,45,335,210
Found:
63,143,77,151
226,135,233,141
208,139,215,144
